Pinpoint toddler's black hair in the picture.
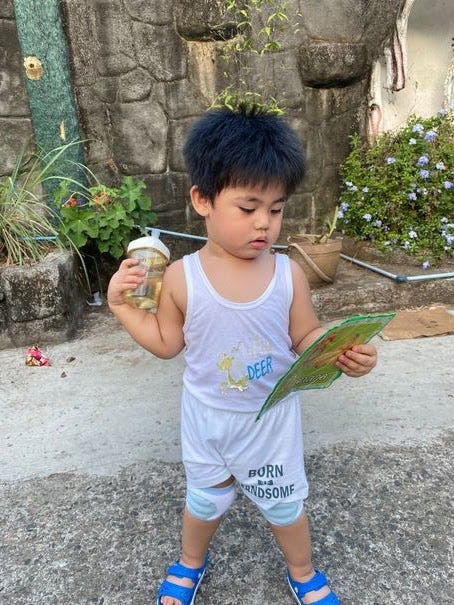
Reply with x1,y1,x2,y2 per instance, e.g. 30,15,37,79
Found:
183,105,305,201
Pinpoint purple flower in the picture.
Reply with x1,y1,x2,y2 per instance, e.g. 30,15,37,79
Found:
340,202,349,212
412,123,424,134
386,157,396,165
402,241,410,250
408,192,417,201
437,109,447,116
409,138,417,145
422,261,430,269
424,130,437,142
417,155,429,166
408,229,418,239
436,162,445,170
419,169,430,179
363,213,372,222
373,219,382,228
362,187,369,193
443,181,453,190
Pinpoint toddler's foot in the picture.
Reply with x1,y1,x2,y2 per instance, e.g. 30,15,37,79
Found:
287,568,340,604
156,556,208,605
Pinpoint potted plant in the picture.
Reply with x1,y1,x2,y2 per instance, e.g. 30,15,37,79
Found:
0,140,87,348
287,206,343,287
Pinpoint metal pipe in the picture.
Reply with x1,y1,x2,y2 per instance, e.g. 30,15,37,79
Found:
36,226,454,283
341,253,454,283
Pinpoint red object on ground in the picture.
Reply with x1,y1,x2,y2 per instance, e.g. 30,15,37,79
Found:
25,345,50,366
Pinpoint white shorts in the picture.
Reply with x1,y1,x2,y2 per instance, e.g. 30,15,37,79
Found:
181,387,308,512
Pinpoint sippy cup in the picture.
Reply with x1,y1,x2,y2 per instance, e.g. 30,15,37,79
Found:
123,230,170,311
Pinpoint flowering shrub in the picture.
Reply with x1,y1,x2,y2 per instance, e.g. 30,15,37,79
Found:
338,110,454,265
57,176,157,258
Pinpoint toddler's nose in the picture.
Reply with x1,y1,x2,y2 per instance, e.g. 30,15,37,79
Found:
254,210,269,230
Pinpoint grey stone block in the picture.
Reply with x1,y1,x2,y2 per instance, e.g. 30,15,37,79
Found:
119,67,153,103
299,0,366,42
0,20,31,117
299,42,368,87
123,0,172,24
0,0,14,19
110,99,168,174
0,117,33,177
175,0,235,41
0,251,85,349
133,22,188,81
168,117,196,172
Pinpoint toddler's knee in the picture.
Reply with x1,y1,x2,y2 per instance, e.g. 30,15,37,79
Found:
258,499,304,526
186,484,236,521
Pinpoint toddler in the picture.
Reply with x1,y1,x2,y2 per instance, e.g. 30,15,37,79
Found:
107,105,377,605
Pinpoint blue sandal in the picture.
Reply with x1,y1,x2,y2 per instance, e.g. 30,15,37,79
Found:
287,569,340,604
156,555,209,605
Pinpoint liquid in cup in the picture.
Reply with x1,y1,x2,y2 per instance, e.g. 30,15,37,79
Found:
123,233,170,310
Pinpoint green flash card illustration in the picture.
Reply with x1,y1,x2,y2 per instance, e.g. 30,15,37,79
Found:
255,313,395,421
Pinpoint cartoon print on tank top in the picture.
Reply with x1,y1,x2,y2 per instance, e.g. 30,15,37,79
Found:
217,336,276,394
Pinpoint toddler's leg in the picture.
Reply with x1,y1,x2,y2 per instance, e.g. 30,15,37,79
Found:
158,477,235,605
270,512,335,604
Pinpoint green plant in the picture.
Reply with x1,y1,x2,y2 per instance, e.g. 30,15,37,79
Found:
0,140,82,265
210,0,297,114
338,110,454,264
314,206,339,243
57,176,157,259
221,0,290,56
211,87,285,115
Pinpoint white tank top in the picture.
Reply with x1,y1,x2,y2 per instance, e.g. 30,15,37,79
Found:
182,251,296,413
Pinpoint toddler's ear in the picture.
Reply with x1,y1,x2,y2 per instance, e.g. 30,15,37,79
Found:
190,186,212,217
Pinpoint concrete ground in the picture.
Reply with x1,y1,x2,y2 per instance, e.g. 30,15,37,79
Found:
1,259,454,604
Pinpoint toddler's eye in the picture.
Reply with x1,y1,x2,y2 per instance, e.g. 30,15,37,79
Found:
239,207,255,214
271,207,283,214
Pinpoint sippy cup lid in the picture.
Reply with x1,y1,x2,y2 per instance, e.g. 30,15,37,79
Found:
127,230,170,259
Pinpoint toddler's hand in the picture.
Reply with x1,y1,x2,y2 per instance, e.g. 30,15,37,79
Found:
107,258,146,306
335,343,377,377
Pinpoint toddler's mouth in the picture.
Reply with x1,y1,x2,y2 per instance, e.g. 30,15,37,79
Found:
250,238,268,249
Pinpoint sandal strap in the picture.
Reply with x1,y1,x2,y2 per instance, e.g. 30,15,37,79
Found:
157,579,193,603
287,569,340,605
289,569,329,594
157,556,209,605
166,555,209,582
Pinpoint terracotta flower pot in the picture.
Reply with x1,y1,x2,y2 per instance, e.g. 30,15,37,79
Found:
287,234,343,287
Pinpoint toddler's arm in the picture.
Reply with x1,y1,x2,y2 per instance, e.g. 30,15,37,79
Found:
107,258,185,359
288,259,377,377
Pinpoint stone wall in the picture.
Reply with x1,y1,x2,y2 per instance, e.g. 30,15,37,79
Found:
1,0,405,234
0,0,33,177
61,0,403,236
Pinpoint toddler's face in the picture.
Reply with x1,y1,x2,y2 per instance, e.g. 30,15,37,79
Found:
204,182,287,259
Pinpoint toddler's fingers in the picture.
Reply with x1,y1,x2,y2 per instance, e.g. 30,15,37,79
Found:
119,257,140,269
351,343,377,357
336,348,377,375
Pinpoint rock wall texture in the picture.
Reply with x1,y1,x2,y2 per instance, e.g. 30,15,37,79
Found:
0,0,33,177
2,0,404,235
